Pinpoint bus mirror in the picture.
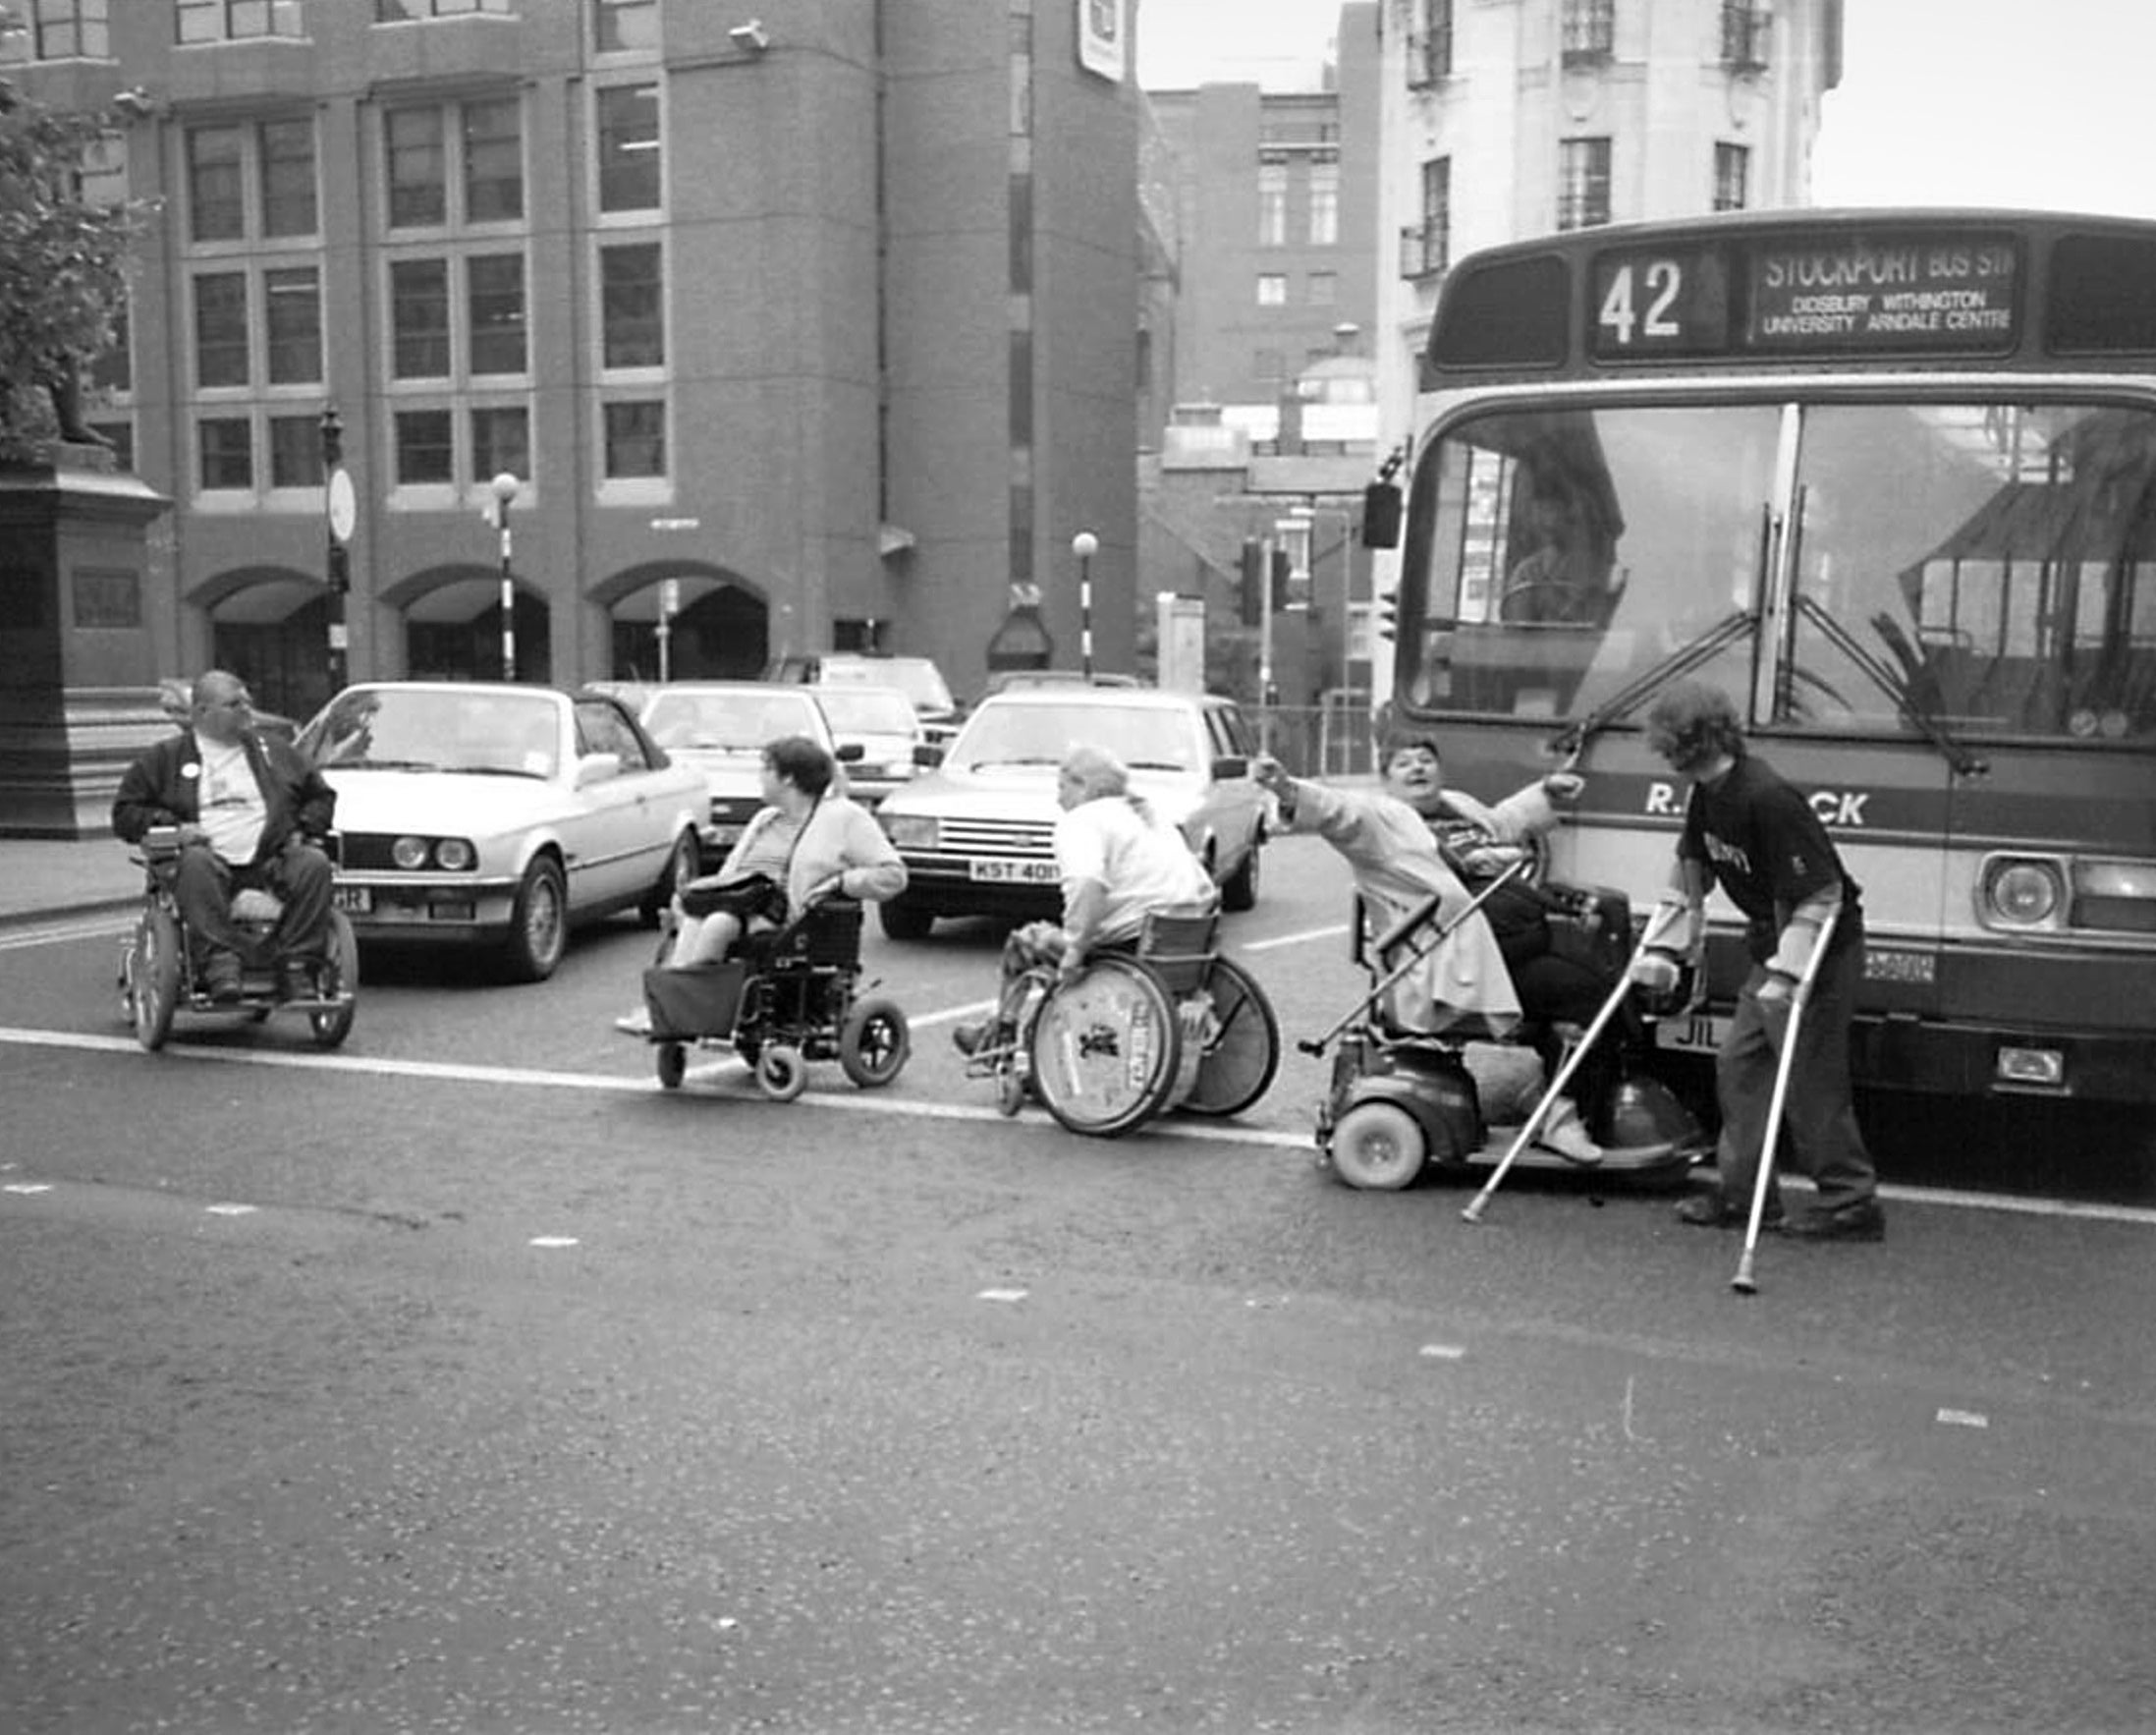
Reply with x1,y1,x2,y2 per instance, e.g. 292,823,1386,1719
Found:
1361,480,1402,549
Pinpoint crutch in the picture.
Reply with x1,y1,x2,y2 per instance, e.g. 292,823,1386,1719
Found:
1732,904,1842,1295
1294,859,1531,1058
1461,899,1689,1224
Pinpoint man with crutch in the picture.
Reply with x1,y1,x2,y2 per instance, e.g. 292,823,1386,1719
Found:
1631,681,1886,1242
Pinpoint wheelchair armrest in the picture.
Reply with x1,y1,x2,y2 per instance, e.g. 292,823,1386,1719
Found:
1370,891,1446,960
138,823,186,862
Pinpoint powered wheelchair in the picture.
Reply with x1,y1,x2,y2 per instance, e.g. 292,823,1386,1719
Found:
634,897,911,1099
116,824,359,1052
960,905,1281,1137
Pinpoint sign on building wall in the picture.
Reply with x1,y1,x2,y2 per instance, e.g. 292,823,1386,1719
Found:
1076,0,1127,82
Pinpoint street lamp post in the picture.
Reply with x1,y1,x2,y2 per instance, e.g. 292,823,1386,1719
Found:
490,471,521,682
1071,530,1099,679
320,406,353,695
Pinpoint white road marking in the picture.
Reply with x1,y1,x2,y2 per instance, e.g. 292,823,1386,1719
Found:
1936,1409,1990,1428
204,1203,257,1216
1,1025,2150,1227
529,1236,580,1249
0,915,133,952
976,1287,1028,1303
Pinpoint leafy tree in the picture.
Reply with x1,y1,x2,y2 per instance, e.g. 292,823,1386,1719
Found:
0,9,153,461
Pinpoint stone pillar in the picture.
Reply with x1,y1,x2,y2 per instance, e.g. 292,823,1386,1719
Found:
0,449,173,837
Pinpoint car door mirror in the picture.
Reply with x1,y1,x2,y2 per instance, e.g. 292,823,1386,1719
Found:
835,742,864,762
912,743,945,768
1212,755,1249,781
574,751,622,788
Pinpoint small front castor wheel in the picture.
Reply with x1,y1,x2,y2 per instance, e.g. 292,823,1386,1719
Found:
656,1041,687,1090
754,1043,807,1102
1327,1099,1429,1190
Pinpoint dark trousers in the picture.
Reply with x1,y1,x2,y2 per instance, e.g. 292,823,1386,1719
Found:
1712,938,1877,1214
173,842,335,966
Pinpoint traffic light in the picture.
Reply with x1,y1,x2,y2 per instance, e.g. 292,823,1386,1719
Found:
1238,538,1262,627
1269,546,1292,611
1376,591,1399,642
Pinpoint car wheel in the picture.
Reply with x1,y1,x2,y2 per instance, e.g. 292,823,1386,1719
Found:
878,895,935,941
640,830,700,929
504,856,569,982
1219,834,1262,913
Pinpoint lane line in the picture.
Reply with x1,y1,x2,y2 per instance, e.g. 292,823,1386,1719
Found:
4,1026,2151,1227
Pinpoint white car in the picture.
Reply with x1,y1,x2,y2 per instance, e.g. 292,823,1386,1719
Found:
299,683,708,981
806,683,923,808
637,682,852,861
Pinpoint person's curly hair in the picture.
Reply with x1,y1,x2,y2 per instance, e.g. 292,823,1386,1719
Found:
1643,680,1746,770
764,734,837,797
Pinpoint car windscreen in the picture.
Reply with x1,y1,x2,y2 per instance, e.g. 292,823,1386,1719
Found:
822,660,953,714
644,691,816,750
814,690,919,735
951,703,1203,773
304,689,561,779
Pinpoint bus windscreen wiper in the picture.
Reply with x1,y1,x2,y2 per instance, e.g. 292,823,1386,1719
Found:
1546,609,1753,763
1791,593,1987,777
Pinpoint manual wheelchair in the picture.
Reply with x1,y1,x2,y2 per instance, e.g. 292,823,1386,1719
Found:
1305,882,1700,1191
961,905,1281,1137
635,897,912,1100
116,824,359,1052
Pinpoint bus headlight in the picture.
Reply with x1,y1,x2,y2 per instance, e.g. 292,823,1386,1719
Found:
1979,856,2064,929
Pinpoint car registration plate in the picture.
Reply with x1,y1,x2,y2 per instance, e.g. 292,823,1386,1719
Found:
968,859,1058,884
332,884,373,915
1655,1012,1728,1054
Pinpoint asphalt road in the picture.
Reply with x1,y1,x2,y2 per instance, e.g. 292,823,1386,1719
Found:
2,834,2152,1733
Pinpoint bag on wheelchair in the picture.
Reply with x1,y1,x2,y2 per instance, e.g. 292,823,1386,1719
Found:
678,871,787,925
641,960,751,1038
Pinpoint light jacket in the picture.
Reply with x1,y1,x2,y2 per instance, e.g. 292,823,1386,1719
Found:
718,794,906,914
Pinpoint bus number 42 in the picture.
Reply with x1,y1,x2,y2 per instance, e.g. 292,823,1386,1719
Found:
1599,259,1684,346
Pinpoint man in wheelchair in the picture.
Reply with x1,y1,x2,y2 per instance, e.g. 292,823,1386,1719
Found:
950,744,1218,1057
111,669,337,1002
1254,730,1608,1163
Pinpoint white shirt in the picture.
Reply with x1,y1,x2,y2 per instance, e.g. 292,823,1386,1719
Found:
196,738,266,865
1053,796,1215,945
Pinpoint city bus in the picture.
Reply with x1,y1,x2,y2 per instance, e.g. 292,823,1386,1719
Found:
1368,207,2156,1122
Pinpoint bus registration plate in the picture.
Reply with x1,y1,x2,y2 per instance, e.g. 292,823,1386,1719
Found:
1655,1013,1727,1054
969,859,1058,884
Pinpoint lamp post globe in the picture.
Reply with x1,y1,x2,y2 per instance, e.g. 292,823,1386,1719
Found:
1071,530,1099,678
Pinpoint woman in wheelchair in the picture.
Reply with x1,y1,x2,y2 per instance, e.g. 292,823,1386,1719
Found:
1253,737,1606,1163
614,734,905,1035
111,669,337,1002
950,744,1218,1057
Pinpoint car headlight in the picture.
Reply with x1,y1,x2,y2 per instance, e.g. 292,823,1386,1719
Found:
392,835,429,869
435,837,476,871
882,813,938,850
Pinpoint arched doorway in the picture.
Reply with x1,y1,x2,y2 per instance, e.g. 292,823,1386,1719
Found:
397,568,552,684
202,568,333,725
606,565,767,682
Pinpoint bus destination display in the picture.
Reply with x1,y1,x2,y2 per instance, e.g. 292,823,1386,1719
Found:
1591,229,2022,360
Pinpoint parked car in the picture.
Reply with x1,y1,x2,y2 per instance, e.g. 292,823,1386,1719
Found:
973,669,1146,701
297,683,707,981
638,682,853,861
771,653,960,744
871,688,1270,939
806,683,923,808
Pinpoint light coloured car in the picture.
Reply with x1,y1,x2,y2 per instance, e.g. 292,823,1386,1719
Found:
807,683,923,808
298,683,708,981
771,653,960,744
871,688,1270,939
637,682,851,859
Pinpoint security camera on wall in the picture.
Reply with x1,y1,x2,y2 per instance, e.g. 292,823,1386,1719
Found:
728,20,768,53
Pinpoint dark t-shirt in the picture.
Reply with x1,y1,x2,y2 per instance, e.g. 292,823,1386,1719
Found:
1678,755,1861,961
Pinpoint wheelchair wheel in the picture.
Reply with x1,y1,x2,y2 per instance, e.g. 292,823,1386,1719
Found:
655,1041,688,1091
838,996,910,1089
1180,955,1281,1119
128,906,182,1052
994,1061,1026,1117
754,1042,808,1102
1329,1099,1429,1191
308,912,359,1050
1027,955,1181,1138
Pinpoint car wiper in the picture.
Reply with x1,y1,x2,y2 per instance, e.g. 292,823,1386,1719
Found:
1791,593,1986,776
1547,608,1753,762
1125,758,1191,771
452,764,551,779
964,756,1062,769
333,757,443,771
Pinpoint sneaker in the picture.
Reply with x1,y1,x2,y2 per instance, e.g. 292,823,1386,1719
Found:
1784,1199,1886,1242
202,952,244,1003
1536,1113,1604,1166
613,1005,653,1036
951,1019,991,1057
1675,1193,1784,1231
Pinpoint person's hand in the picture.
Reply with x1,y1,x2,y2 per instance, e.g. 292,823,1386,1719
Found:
803,874,843,906
1628,950,1682,995
1250,754,1290,794
1541,771,1584,804
176,822,209,848
1754,970,1796,1007
1055,938,1086,981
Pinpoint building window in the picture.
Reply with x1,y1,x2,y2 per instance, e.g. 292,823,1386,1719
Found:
188,119,315,243
1401,155,1449,278
385,96,520,230
187,126,246,242
603,400,666,478
385,108,446,228
470,405,528,482
467,253,525,374
193,272,250,387
258,117,316,236
393,408,455,484
197,417,253,489
595,84,661,212
3,0,111,60
462,98,524,222
593,0,657,52
1257,164,1287,248
268,414,323,487
1308,270,1337,307
263,266,321,384
1256,273,1287,307
1713,141,1749,212
1561,0,1614,65
1408,0,1452,86
390,258,451,377
1721,1,1769,71
89,301,130,394
375,0,511,19
1306,162,1339,247
1557,137,1612,230
601,242,664,367
176,0,303,43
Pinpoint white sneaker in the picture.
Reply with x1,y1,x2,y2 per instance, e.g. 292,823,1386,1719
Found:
613,1005,652,1036
1537,1105,1603,1166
